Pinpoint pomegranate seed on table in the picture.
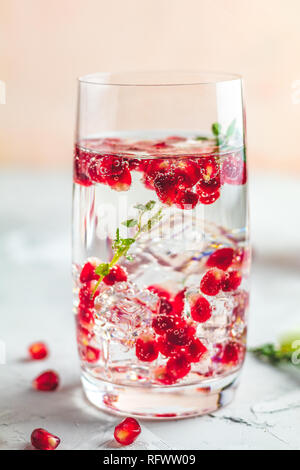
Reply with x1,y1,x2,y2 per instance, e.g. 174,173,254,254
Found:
185,338,207,362
135,334,159,362
103,264,128,285
33,370,59,391
166,352,191,380
114,417,141,446
190,295,212,323
221,270,242,291
28,342,48,360
206,247,234,271
31,428,60,450
175,189,199,209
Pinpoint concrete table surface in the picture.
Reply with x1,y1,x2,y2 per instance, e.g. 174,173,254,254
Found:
0,170,300,450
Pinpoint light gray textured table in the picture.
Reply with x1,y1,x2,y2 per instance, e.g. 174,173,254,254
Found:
1,170,300,450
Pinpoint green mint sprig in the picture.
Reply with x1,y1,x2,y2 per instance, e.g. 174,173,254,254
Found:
91,200,163,298
195,120,239,147
250,331,300,366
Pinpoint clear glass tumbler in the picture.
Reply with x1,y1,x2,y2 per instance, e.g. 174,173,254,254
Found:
72,71,250,419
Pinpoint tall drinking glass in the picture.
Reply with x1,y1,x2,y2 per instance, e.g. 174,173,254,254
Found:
73,71,250,418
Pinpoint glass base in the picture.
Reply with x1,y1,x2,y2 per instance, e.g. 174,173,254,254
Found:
81,370,240,420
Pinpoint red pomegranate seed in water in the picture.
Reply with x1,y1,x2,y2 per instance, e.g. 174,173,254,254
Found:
28,342,48,360
174,160,201,188
175,189,199,209
80,261,99,283
31,428,60,450
199,190,220,205
190,295,212,323
33,370,59,391
153,171,177,205
136,334,159,362
106,167,132,191
221,153,246,185
114,417,141,446
166,352,191,380
154,365,177,385
199,157,219,180
196,176,220,195
78,307,94,329
200,269,224,296
147,285,171,300
152,314,177,335
166,323,195,347
221,342,242,365
172,288,186,316
80,345,100,363
206,247,234,271
157,335,179,357
103,265,127,286
185,338,207,363
221,270,242,291
79,283,94,309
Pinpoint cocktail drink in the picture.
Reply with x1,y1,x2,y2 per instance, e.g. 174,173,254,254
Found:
73,72,250,418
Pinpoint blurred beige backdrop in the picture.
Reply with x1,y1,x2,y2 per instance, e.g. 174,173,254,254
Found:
1,0,300,172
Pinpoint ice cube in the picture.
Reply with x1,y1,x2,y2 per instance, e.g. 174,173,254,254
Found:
93,281,160,347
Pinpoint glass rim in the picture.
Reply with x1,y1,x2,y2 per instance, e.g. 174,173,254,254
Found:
78,70,242,87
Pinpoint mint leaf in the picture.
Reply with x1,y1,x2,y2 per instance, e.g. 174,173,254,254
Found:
195,136,209,141
145,200,156,211
122,219,138,228
226,119,236,139
212,122,221,136
134,203,146,212
95,263,110,277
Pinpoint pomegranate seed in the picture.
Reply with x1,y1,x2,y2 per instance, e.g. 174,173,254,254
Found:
166,352,191,380
174,160,201,188
199,156,219,180
147,285,171,300
114,417,141,446
221,153,246,185
221,342,243,365
80,345,100,363
106,167,132,191
101,155,128,176
31,428,60,450
185,338,207,363
33,370,59,391
221,270,242,291
200,269,224,296
199,190,220,205
73,147,93,186
136,334,159,362
152,315,177,335
79,283,94,309
196,176,220,195
175,189,199,209
80,261,99,283
166,135,187,143
78,307,94,329
154,365,177,385
157,335,179,357
153,171,177,205
103,265,127,285
190,295,212,323
166,323,195,347
152,141,170,149
172,289,186,316
87,157,107,183
206,247,234,271
28,342,48,360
